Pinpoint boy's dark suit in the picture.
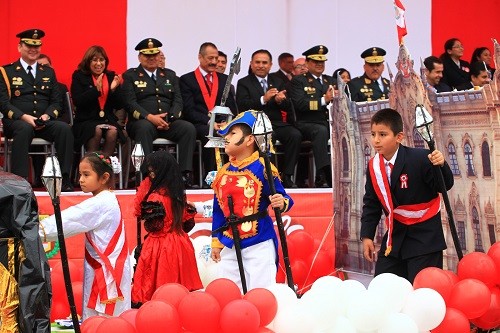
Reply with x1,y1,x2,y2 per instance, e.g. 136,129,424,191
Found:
360,145,454,281
236,74,301,178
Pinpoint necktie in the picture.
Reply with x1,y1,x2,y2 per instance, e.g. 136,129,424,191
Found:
387,162,394,184
317,77,323,86
261,78,268,91
286,73,292,81
27,65,35,80
151,73,156,83
205,73,213,92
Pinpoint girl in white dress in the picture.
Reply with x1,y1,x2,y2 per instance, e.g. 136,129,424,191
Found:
39,152,131,319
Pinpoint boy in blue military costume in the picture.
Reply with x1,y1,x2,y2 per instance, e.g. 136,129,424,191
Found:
210,110,293,291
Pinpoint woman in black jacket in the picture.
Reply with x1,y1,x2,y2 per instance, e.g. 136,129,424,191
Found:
71,45,125,156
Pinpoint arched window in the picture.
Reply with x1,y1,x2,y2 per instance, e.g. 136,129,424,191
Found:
464,142,475,177
413,128,425,148
472,207,483,252
448,143,460,176
481,141,492,177
341,198,349,237
364,145,371,170
342,137,349,177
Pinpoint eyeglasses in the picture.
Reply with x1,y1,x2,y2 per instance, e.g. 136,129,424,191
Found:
452,45,464,49
294,64,306,69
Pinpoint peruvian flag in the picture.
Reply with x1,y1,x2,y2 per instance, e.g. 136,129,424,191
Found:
394,0,408,45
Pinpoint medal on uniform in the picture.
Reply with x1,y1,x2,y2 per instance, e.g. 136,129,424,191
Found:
241,222,252,232
14,90,21,96
99,110,105,118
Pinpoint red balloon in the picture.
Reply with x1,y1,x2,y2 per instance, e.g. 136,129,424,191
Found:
275,265,286,283
306,251,333,280
220,300,260,333
430,307,469,333
458,252,499,288
413,267,454,303
50,270,67,305
119,309,139,328
487,242,500,284
96,317,136,333
51,259,84,284
470,287,500,329
287,230,314,262
290,259,308,290
243,288,278,327
50,299,70,323
152,283,189,308
136,300,180,333
205,278,242,309
448,278,492,319
81,316,106,333
178,291,221,333
442,269,460,286
72,281,84,317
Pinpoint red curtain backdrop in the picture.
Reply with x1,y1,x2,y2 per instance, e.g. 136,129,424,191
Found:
431,0,500,64
0,0,127,87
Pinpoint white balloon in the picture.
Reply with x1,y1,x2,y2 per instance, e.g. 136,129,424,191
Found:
377,312,419,333
265,283,298,313
324,316,356,333
402,288,446,332
311,275,343,292
346,289,385,332
339,279,367,316
368,273,413,314
273,301,316,333
300,287,343,331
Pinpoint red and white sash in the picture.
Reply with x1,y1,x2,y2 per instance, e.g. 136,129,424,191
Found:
368,153,441,256
84,213,128,315
194,67,219,111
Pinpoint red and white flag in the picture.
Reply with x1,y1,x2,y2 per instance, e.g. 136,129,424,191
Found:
394,0,408,45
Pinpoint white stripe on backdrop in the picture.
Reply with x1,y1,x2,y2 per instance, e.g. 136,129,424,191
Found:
126,0,431,79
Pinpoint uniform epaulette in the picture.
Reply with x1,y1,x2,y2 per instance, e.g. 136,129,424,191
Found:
258,157,280,178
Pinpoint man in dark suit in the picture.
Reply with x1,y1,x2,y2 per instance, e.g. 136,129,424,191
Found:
423,56,452,93
236,49,301,188
179,42,237,179
289,45,334,187
360,108,453,283
348,47,391,102
271,52,294,84
122,38,198,188
0,29,74,191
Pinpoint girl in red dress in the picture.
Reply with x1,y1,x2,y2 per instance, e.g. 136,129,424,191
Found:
132,150,202,305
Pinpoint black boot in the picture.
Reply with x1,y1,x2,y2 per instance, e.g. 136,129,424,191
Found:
182,171,199,189
314,166,332,188
281,174,297,188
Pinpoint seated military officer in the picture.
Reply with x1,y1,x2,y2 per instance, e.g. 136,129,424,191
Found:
122,38,198,188
0,29,74,191
348,47,390,102
289,45,333,188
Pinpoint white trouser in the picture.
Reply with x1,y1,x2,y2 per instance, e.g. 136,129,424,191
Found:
218,239,277,292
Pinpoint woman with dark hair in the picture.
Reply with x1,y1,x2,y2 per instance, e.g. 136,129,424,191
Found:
71,45,125,156
440,38,471,89
470,46,495,78
332,67,351,84
132,150,202,305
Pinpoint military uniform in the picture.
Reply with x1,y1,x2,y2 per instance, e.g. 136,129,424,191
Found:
0,29,74,186
122,38,196,175
289,45,333,187
348,73,390,102
348,47,391,102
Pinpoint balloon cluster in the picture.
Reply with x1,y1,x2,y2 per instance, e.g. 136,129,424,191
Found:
414,242,500,332
50,259,84,322
81,279,278,333
276,229,336,294
191,229,337,291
